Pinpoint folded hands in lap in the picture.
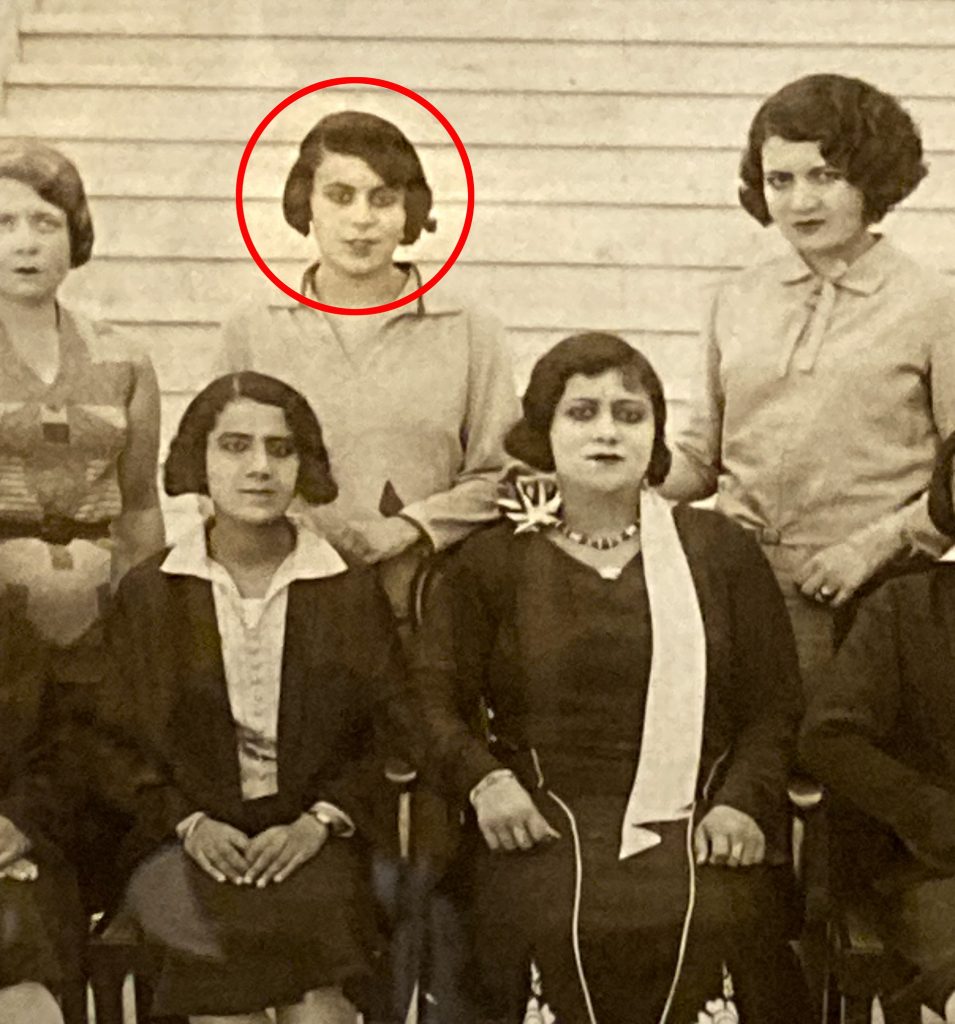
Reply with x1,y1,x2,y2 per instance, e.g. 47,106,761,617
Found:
184,815,328,887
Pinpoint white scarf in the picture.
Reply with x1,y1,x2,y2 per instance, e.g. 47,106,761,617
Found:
618,489,707,859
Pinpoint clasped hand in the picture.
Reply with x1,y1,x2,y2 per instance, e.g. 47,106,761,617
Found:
693,805,765,868
473,776,561,852
184,814,328,887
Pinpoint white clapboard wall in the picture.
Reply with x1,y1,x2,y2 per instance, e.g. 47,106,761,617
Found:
1,0,954,533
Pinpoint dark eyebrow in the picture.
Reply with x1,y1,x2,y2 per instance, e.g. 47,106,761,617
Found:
216,431,252,440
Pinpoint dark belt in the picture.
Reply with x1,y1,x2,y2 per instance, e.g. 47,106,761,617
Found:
0,515,112,546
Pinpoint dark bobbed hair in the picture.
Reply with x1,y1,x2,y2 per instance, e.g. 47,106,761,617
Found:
505,332,672,486
164,372,338,505
928,431,955,539
0,138,94,267
283,111,436,247
738,74,927,226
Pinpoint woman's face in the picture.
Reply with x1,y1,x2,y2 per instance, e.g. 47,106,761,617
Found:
761,136,869,262
205,398,300,527
0,178,71,306
309,151,407,279
549,368,656,497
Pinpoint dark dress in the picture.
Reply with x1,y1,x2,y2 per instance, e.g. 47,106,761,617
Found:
800,565,955,1016
411,508,809,1024
93,551,410,1017
0,600,84,996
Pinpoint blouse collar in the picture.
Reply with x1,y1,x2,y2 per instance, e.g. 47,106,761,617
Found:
777,234,892,295
161,518,348,600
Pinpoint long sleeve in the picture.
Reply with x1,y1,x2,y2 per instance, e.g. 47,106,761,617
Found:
91,575,198,844
708,521,803,833
408,545,507,802
305,573,413,836
800,583,955,869
400,307,520,550
659,285,723,503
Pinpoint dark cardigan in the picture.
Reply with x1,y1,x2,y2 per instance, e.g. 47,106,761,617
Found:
409,505,804,858
0,602,72,850
92,552,410,871
800,565,955,878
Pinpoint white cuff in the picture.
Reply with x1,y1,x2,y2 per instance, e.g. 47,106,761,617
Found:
308,801,355,838
175,811,207,842
469,769,516,808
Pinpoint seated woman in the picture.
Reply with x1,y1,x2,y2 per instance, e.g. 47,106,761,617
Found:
0,600,83,1024
800,432,955,1022
93,372,408,1024
409,333,809,1024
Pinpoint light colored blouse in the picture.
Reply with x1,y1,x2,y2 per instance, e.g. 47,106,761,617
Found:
219,266,520,556
663,239,955,557
162,523,354,832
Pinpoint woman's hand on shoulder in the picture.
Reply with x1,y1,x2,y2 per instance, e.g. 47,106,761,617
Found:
693,805,765,868
473,774,560,853
183,817,251,885
242,815,329,888
0,815,32,870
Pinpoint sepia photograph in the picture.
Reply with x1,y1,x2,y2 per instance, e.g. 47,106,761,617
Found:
0,2,953,1023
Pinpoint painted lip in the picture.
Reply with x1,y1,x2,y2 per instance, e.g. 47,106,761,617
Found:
12,266,41,274
586,453,624,463
792,219,826,232
343,239,379,253
239,488,276,497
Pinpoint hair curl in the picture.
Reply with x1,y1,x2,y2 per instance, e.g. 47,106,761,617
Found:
283,111,436,247
0,138,93,267
738,74,927,226
505,332,671,486
164,372,337,505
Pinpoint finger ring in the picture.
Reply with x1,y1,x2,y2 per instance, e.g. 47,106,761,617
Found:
816,586,834,601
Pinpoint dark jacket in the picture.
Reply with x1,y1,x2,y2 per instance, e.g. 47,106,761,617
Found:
800,565,955,878
0,602,73,850
409,506,804,859
92,552,410,868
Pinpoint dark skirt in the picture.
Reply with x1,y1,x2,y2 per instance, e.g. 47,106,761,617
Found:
126,839,380,1017
470,797,807,1024
0,851,84,995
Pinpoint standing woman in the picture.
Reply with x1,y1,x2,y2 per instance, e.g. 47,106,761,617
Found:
0,139,164,682
662,74,955,689
94,372,408,1024
221,111,518,617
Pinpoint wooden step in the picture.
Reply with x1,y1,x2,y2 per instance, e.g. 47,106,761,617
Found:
27,2,955,46
8,73,955,150
17,23,955,99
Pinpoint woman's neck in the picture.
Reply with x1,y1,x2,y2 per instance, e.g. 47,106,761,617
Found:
313,261,407,308
0,298,60,380
208,515,295,596
558,481,641,537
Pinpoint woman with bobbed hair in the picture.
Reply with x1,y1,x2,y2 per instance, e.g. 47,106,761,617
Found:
221,110,518,619
91,371,409,1024
0,138,164,676
662,73,955,691
410,333,809,1022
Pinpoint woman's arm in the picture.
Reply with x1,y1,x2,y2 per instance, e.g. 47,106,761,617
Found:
398,307,521,552
800,582,955,867
658,286,724,503
709,522,803,830
408,547,508,802
112,352,165,586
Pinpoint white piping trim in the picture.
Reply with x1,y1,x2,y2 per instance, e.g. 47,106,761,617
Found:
657,812,697,1024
